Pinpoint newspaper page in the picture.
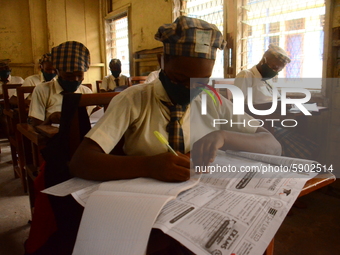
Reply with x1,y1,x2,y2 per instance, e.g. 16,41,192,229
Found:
153,150,319,255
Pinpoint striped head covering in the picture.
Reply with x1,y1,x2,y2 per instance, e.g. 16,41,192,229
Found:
266,44,291,64
51,41,90,72
155,16,226,60
38,53,52,65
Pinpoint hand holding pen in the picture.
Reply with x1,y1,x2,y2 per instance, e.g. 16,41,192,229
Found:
148,131,190,182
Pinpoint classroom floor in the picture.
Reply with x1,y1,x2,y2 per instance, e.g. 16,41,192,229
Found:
0,138,339,255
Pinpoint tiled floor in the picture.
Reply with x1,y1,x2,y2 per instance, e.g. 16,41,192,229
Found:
0,138,339,255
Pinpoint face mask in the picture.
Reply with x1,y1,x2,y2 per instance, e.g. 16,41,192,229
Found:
58,77,82,93
0,70,11,80
111,71,121,78
260,63,278,81
42,71,57,81
159,71,202,106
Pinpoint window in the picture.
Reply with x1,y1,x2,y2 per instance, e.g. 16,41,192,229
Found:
183,0,225,78
105,14,130,76
240,0,325,89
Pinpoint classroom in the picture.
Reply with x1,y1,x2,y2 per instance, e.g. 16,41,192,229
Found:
0,0,340,254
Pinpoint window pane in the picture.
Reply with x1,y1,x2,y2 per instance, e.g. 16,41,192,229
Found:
184,0,224,78
106,15,130,76
241,0,325,88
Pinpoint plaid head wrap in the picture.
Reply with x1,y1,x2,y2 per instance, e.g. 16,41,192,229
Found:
39,53,52,65
266,44,291,64
51,41,90,72
155,16,226,59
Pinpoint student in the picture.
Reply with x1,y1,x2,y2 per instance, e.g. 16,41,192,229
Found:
70,16,281,181
99,58,129,92
23,53,57,87
28,41,93,126
69,16,281,254
0,59,24,96
234,44,318,160
234,43,290,104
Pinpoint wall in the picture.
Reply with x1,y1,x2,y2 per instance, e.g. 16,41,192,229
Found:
110,0,172,54
0,0,102,89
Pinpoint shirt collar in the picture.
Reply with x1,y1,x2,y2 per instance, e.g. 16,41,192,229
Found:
154,77,172,103
251,65,263,79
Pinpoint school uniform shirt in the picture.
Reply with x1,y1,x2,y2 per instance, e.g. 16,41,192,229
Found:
15,73,57,99
144,69,161,84
234,65,280,104
0,75,24,97
86,78,258,156
100,74,129,91
29,79,93,121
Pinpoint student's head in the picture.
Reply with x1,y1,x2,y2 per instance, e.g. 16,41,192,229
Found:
0,59,11,82
258,44,291,80
52,41,90,93
39,53,57,81
109,59,122,78
155,16,226,89
154,16,225,105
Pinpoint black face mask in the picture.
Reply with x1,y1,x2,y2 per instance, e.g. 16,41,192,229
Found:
42,71,57,82
111,71,121,78
159,71,202,106
58,77,82,93
260,63,278,81
0,70,11,81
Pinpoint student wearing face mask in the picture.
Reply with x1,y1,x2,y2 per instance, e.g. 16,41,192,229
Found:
0,59,24,97
23,53,57,87
28,41,93,126
234,44,290,104
99,58,129,92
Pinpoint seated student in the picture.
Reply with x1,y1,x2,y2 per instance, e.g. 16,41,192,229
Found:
234,44,318,159
69,16,281,254
99,58,129,92
10,53,57,104
28,41,93,126
0,59,24,97
23,53,57,87
234,43,289,104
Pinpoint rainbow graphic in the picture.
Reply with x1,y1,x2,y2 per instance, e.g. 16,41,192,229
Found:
198,83,223,106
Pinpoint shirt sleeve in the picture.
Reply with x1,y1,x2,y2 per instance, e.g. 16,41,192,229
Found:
28,85,47,121
100,76,109,91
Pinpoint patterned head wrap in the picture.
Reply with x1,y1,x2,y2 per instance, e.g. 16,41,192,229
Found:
38,53,52,65
266,44,291,64
51,41,90,72
155,16,226,60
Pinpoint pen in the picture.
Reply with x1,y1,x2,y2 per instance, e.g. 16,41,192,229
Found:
153,131,178,156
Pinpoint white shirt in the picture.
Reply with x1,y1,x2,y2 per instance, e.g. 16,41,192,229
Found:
0,75,24,97
86,78,258,156
145,69,161,84
100,74,129,91
234,65,280,104
29,79,93,121
15,73,57,98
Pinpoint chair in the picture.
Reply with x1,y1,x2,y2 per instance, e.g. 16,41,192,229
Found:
211,78,235,100
96,80,102,93
128,76,148,86
2,83,24,184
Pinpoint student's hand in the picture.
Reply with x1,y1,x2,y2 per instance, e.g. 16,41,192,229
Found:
191,130,225,168
46,112,62,124
148,152,190,182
